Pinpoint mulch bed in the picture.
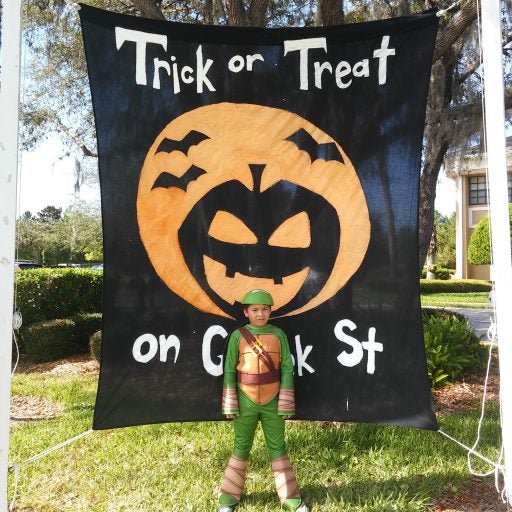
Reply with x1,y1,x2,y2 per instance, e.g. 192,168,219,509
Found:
9,354,98,425
10,353,510,511
430,354,509,511
432,476,508,512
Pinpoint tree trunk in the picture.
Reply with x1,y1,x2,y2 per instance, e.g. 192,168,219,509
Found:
202,0,215,25
417,0,478,269
418,50,457,268
315,0,344,26
225,0,248,26
249,0,270,27
426,226,437,279
419,134,449,270
131,0,166,20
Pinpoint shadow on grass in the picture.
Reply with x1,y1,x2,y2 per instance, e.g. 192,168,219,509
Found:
232,471,469,511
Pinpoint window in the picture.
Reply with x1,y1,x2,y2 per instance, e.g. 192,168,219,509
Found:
469,175,488,205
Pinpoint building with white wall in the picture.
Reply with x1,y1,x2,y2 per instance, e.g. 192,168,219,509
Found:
445,136,512,280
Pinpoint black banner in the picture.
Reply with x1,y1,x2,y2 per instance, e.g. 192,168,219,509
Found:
79,4,439,430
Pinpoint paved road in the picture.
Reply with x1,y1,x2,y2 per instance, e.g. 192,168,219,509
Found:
446,307,495,341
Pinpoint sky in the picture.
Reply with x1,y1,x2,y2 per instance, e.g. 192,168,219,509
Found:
435,172,456,216
17,137,456,217
17,137,100,216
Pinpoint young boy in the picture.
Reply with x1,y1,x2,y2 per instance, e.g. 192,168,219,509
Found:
218,289,308,512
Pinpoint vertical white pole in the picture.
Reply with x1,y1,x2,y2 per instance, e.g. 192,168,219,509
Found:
0,0,22,510
455,181,465,279
481,0,512,505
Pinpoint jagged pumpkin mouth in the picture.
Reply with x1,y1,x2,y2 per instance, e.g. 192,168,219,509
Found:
203,255,310,312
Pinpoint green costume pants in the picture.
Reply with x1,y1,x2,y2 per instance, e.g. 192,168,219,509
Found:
232,392,287,460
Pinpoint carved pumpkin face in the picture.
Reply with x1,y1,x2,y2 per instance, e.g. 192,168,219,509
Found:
137,103,370,319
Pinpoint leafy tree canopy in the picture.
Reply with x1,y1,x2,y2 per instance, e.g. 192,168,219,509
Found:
435,210,456,269
36,205,62,222
16,202,103,265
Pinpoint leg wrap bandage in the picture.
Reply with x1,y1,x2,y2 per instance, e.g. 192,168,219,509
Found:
220,454,248,502
271,455,301,504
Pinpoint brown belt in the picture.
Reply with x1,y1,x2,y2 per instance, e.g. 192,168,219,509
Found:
238,370,280,385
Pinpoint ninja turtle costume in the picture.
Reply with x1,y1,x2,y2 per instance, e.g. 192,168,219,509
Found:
218,290,308,512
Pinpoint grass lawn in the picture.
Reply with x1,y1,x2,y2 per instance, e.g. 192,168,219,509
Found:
8,369,502,511
420,292,490,309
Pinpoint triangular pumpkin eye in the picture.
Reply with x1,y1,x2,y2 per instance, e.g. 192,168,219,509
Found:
268,212,311,248
208,211,257,244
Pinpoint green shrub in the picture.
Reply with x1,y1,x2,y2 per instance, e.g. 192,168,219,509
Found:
433,267,452,280
73,312,103,351
14,268,102,325
420,267,452,280
468,204,512,265
422,308,486,389
89,330,102,362
24,318,79,363
420,279,492,294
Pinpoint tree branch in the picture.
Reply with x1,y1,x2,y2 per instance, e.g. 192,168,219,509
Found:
53,116,98,158
433,0,477,62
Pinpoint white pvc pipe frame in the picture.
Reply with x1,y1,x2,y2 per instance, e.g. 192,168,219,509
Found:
0,0,22,509
481,0,512,505
0,0,511,509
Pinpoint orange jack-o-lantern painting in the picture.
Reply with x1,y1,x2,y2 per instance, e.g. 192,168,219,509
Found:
83,5,441,431
137,103,370,319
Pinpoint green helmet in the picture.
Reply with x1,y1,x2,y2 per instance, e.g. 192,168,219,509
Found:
241,289,274,306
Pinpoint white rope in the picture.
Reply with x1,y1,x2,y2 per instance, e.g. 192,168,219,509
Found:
438,428,504,471
466,338,502,477
436,334,503,475
12,311,22,331
437,333,507,504
8,429,94,511
8,464,20,512
436,297,505,498
8,429,93,470
11,311,22,376
10,331,20,377
436,0,465,18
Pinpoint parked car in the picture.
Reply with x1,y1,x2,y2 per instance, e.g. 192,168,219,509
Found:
14,260,42,270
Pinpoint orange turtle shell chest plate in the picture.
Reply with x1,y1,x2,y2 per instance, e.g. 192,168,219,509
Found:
237,333,281,404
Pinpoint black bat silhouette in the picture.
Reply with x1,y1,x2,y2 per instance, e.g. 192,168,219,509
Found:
286,128,344,164
151,165,207,191
155,130,210,155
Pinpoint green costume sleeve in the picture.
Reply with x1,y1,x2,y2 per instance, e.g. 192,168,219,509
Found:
221,330,240,415
278,330,294,390
277,329,296,416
